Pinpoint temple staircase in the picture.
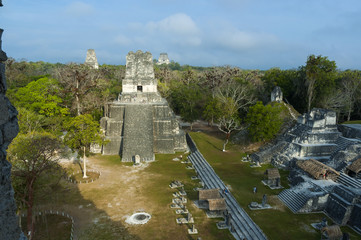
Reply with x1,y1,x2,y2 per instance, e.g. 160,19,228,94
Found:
122,105,154,161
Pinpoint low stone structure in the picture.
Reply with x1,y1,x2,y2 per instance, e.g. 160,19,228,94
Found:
321,225,342,240
156,53,170,65
100,51,187,161
345,158,361,178
0,2,26,239
84,49,99,69
263,168,281,188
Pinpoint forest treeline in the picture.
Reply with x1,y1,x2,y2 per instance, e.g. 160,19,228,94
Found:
5,55,361,140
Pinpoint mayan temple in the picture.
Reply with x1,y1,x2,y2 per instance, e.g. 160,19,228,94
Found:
84,49,99,69
100,50,187,161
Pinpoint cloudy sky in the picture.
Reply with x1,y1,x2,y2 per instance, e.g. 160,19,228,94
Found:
1,0,361,69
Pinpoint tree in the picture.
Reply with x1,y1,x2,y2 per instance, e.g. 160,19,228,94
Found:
54,64,106,116
339,70,361,121
215,79,255,151
203,97,222,126
7,132,62,240
305,55,337,112
246,102,284,142
14,77,69,117
17,108,46,134
64,114,104,178
169,81,205,130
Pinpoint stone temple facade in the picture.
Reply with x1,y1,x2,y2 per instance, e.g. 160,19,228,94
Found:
252,107,361,234
0,2,27,239
84,49,99,69
156,53,170,65
100,50,187,161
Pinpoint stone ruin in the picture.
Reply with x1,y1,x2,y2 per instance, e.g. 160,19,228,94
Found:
0,2,27,239
270,86,283,102
84,49,99,69
156,53,170,65
252,108,361,234
100,50,187,162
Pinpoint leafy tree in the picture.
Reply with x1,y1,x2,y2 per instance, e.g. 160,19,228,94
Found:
14,77,69,117
304,55,337,112
170,82,204,129
54,64,110,116
339,70,361,121
203,97,222,126
246,102,284,142
7,132,62,239
17,108,46,134
64,114,104,178
215,78,256,151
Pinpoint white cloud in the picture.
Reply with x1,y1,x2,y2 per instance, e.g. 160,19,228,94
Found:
65,1,95,17
144,13,201,46
211,28,279,52
113,35,131,46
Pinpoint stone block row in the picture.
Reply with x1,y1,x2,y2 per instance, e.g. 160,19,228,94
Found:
188,150,267,240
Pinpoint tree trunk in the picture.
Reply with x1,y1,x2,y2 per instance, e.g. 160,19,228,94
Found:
83,146,88,178
222,132,231,152
76,78,80,116
347,101,352,122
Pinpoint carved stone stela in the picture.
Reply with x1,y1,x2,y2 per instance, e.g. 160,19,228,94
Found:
100,50,187,162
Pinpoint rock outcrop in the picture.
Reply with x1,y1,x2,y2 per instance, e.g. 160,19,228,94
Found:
0,3,26,239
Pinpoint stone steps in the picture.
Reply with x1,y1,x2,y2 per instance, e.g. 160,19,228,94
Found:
122,105,154,161
188,151,267,240
336,173,361,189
330,137,361,159
278,189,309,213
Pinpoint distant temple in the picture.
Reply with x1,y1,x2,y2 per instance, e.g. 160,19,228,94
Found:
100,50,187,161
156,53,170,65
85,49,99,69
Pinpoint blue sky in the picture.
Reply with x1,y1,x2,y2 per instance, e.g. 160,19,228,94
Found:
1,0,361,69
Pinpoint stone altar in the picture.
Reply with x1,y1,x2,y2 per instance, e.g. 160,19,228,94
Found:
84,49,99,69
101,51,187,161
0,2,26,239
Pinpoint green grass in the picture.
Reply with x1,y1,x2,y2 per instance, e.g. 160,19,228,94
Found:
189,131,361,240
342,120,361,124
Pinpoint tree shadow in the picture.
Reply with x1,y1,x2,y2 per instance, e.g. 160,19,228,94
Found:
24,164,141,240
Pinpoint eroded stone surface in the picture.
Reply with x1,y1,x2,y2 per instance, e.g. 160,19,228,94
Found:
0,4,26,238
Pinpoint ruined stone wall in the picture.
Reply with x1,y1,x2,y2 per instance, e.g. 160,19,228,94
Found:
0,3,27,239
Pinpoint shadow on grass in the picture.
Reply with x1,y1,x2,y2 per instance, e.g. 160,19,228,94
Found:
24,161,140,240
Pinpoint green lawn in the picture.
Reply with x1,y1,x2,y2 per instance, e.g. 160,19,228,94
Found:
342,120,361,124
189,131,361,240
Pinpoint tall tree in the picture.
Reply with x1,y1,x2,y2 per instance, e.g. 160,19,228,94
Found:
7,132,62,240
246,102,284,142
64,114,104,178
305,55,337,112
216,79,255,151
14,77,68,117
54,64,105,116
340,70,361,121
